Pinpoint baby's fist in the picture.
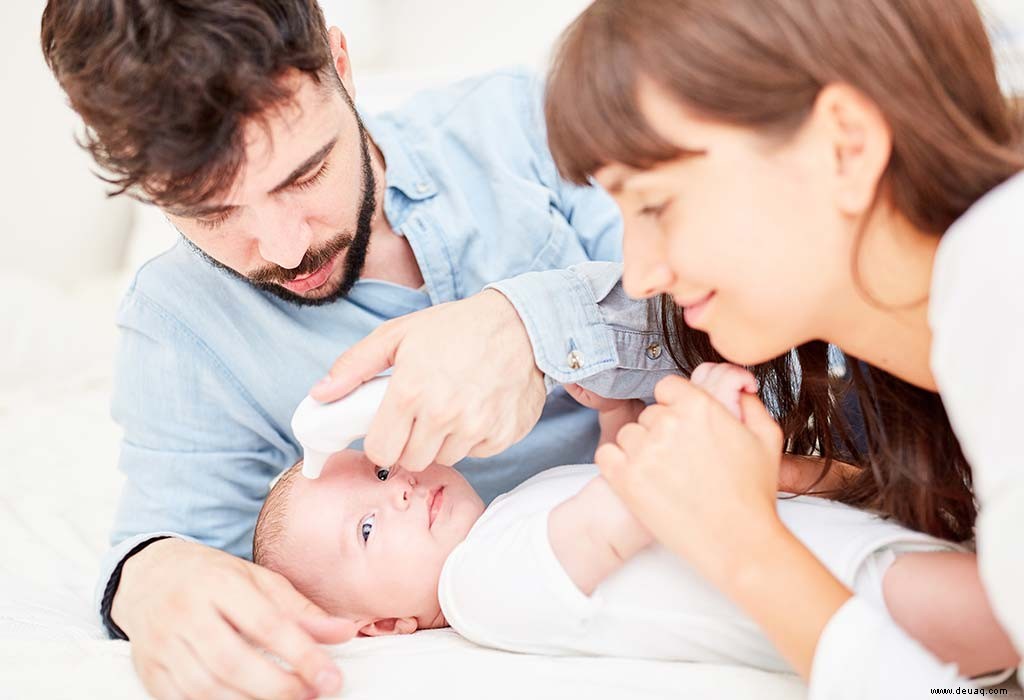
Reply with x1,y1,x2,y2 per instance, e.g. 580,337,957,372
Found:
689,363,758,421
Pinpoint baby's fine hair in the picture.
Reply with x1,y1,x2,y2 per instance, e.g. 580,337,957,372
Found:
252,461,305,567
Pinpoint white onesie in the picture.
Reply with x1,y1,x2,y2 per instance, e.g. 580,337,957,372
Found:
438,464,963,672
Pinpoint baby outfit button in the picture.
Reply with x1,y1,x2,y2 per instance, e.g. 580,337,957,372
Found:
567,350,585,370
415,181,430,194
646,342,663,360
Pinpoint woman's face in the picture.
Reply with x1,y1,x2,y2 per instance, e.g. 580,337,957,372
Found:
596,78,866,366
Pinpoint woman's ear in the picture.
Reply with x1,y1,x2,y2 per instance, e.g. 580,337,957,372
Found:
813,83,893,216
358,617,419,636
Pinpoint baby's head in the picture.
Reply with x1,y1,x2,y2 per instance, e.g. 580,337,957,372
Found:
253,450,485,635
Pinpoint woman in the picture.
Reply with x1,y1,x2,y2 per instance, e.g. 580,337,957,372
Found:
536,0,1023,694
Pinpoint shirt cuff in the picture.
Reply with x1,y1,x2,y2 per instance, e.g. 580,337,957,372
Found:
809,596,973,699
94,531,198,638
487,265,620,390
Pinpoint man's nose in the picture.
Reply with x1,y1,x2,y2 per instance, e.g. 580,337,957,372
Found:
254,207,314,269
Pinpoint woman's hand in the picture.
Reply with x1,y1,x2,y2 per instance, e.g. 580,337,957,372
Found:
595,369,784,583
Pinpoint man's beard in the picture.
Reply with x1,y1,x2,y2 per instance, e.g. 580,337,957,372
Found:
184,117,377,307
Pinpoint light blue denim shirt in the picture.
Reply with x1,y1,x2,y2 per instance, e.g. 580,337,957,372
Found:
98,69,678,618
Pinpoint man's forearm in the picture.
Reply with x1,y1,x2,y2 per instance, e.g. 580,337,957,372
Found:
548,476,651,595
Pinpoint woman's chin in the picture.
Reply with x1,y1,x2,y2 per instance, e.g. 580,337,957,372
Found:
709,330,790,368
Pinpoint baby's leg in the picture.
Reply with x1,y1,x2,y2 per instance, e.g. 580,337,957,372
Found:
881,550,1020,678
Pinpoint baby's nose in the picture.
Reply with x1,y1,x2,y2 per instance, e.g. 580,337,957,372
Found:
390,472,417,510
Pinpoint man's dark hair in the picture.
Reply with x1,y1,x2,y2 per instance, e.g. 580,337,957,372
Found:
40,0,340,209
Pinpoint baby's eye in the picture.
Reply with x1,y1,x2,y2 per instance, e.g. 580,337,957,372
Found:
375,467,390,481
360,514,375,543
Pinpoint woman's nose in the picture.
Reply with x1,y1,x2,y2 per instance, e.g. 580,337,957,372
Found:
623,260,675,299
622,223,675,299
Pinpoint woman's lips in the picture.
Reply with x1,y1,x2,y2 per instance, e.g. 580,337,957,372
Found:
680,291,715,328
428,486,445,528
280,254,339,294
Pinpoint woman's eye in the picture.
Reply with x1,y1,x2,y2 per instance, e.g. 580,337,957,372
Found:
375,467,390,481
638,200,670,219
360,514,375,543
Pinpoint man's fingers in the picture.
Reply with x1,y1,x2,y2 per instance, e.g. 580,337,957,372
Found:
191,615,313,700
221,585,342,697
258,573,359,644
298,614,362,645
309,324,403,402
362,384,415,468
396,418,447,472
434,433,478,467
175,638,252,700
142,663,187,700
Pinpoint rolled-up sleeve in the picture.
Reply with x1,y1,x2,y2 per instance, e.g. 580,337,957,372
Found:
487,261,679,398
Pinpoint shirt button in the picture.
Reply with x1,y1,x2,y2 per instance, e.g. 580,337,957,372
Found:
567,350,585,370
415,182,430,194
646,342,663,360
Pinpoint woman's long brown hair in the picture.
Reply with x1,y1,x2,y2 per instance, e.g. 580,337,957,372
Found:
546,0,1024,541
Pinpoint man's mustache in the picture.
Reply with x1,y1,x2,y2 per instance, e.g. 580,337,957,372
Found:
247,231,354,285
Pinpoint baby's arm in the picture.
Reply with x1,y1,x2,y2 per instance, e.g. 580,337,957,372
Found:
552,366,759,596
549,475,651,595
883,550,1021,677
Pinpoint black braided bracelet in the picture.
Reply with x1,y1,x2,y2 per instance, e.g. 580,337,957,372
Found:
100,536,173,640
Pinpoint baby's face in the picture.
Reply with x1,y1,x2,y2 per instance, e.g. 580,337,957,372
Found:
280,450,485,630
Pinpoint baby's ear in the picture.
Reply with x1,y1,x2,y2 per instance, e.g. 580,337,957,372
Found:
359,617,418,636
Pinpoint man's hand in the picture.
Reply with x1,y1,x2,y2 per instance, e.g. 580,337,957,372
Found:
112,539,358,700
310,290,547,470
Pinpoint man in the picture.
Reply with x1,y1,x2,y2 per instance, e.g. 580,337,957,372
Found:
40,2,639,698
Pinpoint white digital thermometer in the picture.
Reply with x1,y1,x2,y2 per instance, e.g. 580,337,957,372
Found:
290,376,390,479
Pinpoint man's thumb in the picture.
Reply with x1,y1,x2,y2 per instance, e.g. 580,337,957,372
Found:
310,324,403,402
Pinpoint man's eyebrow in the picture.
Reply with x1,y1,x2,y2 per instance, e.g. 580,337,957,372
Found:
166,202,238,219
269,137,338,194
166,138,339,219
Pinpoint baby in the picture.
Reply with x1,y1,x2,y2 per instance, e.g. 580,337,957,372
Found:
254,369,1019,680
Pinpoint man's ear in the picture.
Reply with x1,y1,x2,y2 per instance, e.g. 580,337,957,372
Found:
326,26,355,99
358,617,419,636
811,83,892,217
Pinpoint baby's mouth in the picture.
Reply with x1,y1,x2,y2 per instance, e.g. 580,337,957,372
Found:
428,486,445,529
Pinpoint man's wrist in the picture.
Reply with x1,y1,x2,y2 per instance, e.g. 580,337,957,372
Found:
103,536,175,640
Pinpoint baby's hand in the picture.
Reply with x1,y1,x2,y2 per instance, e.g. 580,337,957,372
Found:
563,384,646,447
689,363,758,421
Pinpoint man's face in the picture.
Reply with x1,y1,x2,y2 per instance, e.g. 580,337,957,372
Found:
165,73,378,305
280,451,485,629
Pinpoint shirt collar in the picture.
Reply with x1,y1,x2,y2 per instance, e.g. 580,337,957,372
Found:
360,110,438,202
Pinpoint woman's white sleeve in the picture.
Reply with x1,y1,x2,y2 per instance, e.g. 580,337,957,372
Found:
808,596,974,698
